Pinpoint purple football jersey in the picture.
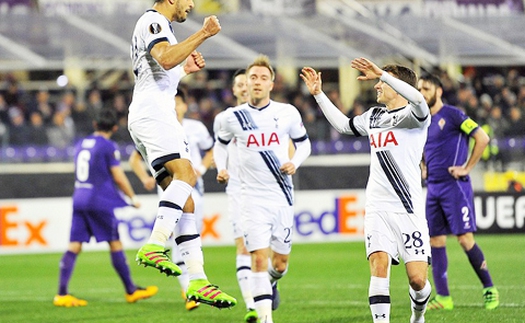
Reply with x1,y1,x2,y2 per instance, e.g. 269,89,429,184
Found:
424,104,477,183
72,135,127,210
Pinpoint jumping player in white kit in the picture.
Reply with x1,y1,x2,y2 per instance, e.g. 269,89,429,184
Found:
128,0,235,309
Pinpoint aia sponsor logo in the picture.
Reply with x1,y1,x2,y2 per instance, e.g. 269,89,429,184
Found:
369,130,398,148
247,132,280,147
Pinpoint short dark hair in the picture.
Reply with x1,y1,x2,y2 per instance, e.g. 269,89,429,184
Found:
232,68,246,83
94,108,117,132
419,73,443,89
383,64,417,88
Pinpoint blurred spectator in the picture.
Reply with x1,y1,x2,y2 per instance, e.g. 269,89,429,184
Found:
29,87,55,125
3,75,28,109
506,68,521,93
86,88,104,116
494,86,517,113
0,93,9,125
28,110,49,146
56,91,76,116
197,97,217,134
106,92,129,119
504,106,524,138
486,105,509,139
478,93,493,124
46,109,75,149
439,71,459,106
71,102,93,139
0,120,7,147
7,106,31,146
112,114,132,144
290,91,318,139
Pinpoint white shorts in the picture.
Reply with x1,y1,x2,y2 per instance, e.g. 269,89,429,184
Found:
242,202,294,255
364,211,430,265
128,110,191,172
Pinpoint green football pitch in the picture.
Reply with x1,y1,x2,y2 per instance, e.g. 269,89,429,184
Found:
0,234,523,323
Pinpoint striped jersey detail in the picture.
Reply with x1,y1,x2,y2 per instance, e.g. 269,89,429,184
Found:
234,110,258,131
259,150,293,206
376,150,414,213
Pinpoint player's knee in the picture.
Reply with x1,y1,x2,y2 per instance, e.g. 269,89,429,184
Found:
409,275,427,290
457,233,475,251
182,198,194,213
273,261,288,273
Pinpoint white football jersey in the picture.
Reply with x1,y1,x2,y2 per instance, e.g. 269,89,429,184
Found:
182,117,214,195
216,101,308,206
128,9,183,123
350,105,430,215
213,109,241,194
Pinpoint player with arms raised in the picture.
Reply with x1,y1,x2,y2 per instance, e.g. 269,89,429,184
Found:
301,58,432,323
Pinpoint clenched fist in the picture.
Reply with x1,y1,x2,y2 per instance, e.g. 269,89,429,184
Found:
202,15,221,38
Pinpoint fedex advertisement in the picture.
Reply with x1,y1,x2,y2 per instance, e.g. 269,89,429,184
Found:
0,190,366,254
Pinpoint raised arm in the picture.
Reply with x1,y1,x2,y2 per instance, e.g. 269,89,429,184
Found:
380,72,428,119
150,16,220,70
351,57,427,118
300,67,355,135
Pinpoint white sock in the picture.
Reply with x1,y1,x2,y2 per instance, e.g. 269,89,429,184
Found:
252,272,272,323
369,276,390,323
409,280,431,323
237,254,255,310
148,180,192,245
175,213,206,281
171,242,189,294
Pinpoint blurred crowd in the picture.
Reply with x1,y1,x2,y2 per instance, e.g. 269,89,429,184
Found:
1,66,524,169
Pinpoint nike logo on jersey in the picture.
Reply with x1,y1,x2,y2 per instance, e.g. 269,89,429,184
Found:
247,132,280,147
370,131,398,148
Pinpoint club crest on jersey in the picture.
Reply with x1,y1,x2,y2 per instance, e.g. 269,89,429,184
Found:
247,132,280,147
149,23,162,34
438,118,446,130
369,130,398,148
274,117,279,128
391,114,399,126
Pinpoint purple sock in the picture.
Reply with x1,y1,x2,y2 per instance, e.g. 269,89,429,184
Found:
111,250,136,294
466,243,494,288
58,251,77,295
431,246,450,296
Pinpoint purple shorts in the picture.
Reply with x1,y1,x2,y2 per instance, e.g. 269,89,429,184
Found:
426,178,477,237
70,207,120,243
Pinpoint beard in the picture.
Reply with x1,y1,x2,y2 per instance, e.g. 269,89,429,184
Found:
427,92,437,108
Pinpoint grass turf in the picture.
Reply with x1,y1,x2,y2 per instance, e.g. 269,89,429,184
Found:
0,234,523,323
